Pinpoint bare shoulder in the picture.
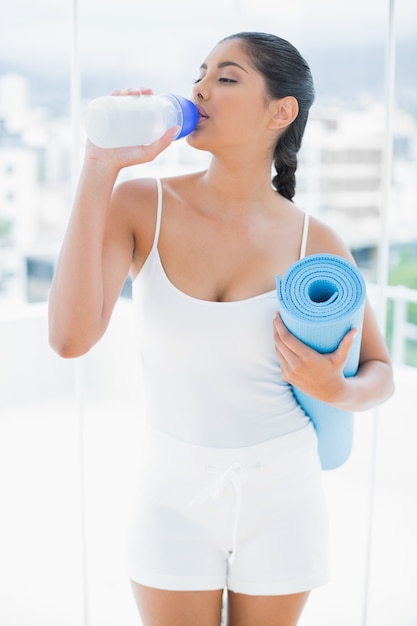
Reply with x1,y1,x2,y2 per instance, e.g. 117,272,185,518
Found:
111,171,203,212
110,176,159,220
306,215,356,263
108,173,202,275
108,176,160,259
158,170,206,199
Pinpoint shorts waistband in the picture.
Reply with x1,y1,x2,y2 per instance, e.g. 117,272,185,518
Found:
139,422,319,472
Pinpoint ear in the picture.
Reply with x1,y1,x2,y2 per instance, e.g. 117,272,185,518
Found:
267,96,299,130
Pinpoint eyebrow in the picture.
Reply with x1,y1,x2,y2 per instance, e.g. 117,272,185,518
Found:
200,61,249,73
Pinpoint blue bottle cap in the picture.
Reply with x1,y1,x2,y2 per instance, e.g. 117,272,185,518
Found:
168,94,199,139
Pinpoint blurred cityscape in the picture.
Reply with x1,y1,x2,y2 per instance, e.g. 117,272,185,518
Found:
0,56,416,305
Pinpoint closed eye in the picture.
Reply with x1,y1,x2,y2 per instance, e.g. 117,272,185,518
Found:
192,77,237,85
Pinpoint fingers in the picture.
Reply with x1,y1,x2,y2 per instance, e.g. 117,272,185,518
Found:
138,125,180,161
273,313,358,370
273,313,306,381
111,87,153,96
274,313,358,360
273,313,360,402
335,327,358,366
273,313,302,357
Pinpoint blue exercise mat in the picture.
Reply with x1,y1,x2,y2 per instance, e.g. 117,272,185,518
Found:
276,253,366,470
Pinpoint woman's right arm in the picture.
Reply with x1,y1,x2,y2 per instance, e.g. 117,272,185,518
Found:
48,122,178,358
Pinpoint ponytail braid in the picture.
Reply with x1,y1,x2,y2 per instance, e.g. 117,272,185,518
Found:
272,107,309,201
272,129,298,202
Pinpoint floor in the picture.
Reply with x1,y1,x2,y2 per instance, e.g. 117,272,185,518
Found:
1,367,416,626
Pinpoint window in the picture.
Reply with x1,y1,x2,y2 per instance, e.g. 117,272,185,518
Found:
1,2,416,625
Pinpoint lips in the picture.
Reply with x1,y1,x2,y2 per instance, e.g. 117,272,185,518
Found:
196,105,209,121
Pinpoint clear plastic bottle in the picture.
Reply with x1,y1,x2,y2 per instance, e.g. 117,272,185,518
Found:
84,93,199,149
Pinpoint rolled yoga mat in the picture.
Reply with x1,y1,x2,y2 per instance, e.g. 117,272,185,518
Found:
276,253,366,470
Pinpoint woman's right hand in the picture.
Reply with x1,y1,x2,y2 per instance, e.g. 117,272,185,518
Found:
84,87,180,172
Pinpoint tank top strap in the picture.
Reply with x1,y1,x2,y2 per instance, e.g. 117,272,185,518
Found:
299,212,310,260
151,177,163,249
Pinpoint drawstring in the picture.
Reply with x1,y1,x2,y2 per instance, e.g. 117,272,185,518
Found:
190,462,259,559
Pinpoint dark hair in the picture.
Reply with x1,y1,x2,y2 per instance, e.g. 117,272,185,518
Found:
220,32,315,201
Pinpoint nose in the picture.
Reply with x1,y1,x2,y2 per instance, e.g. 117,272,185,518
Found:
192,79,207,102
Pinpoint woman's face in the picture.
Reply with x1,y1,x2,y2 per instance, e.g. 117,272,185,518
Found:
187,39,275,153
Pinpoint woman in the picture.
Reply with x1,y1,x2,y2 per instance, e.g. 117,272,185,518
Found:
49,32,394,626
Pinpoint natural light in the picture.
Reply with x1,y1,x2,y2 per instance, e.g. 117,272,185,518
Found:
1,1,416,625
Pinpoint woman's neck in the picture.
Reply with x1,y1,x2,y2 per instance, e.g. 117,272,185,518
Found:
200,155,275,206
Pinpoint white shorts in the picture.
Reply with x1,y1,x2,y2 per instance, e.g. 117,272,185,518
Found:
127,422,329,596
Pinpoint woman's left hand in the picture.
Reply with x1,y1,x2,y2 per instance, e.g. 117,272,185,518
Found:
273,312,358,404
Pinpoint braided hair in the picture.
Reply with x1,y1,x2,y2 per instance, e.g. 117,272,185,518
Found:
220,32,315,202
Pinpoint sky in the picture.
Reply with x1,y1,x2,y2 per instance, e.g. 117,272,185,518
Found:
0,0,416,113
2,0,416,77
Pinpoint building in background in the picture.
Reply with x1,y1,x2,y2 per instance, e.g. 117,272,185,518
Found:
0,73,72,302
0,70,416,300
297,105,417,279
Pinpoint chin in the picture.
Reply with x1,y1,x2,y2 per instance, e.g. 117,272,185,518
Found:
186,131,211,152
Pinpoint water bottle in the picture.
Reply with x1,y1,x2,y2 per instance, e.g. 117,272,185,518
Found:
84,93,199,149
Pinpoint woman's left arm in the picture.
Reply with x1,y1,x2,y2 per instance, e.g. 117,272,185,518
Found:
273,216,394,412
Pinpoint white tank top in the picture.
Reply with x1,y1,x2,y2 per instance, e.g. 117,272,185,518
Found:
131,179,310,447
